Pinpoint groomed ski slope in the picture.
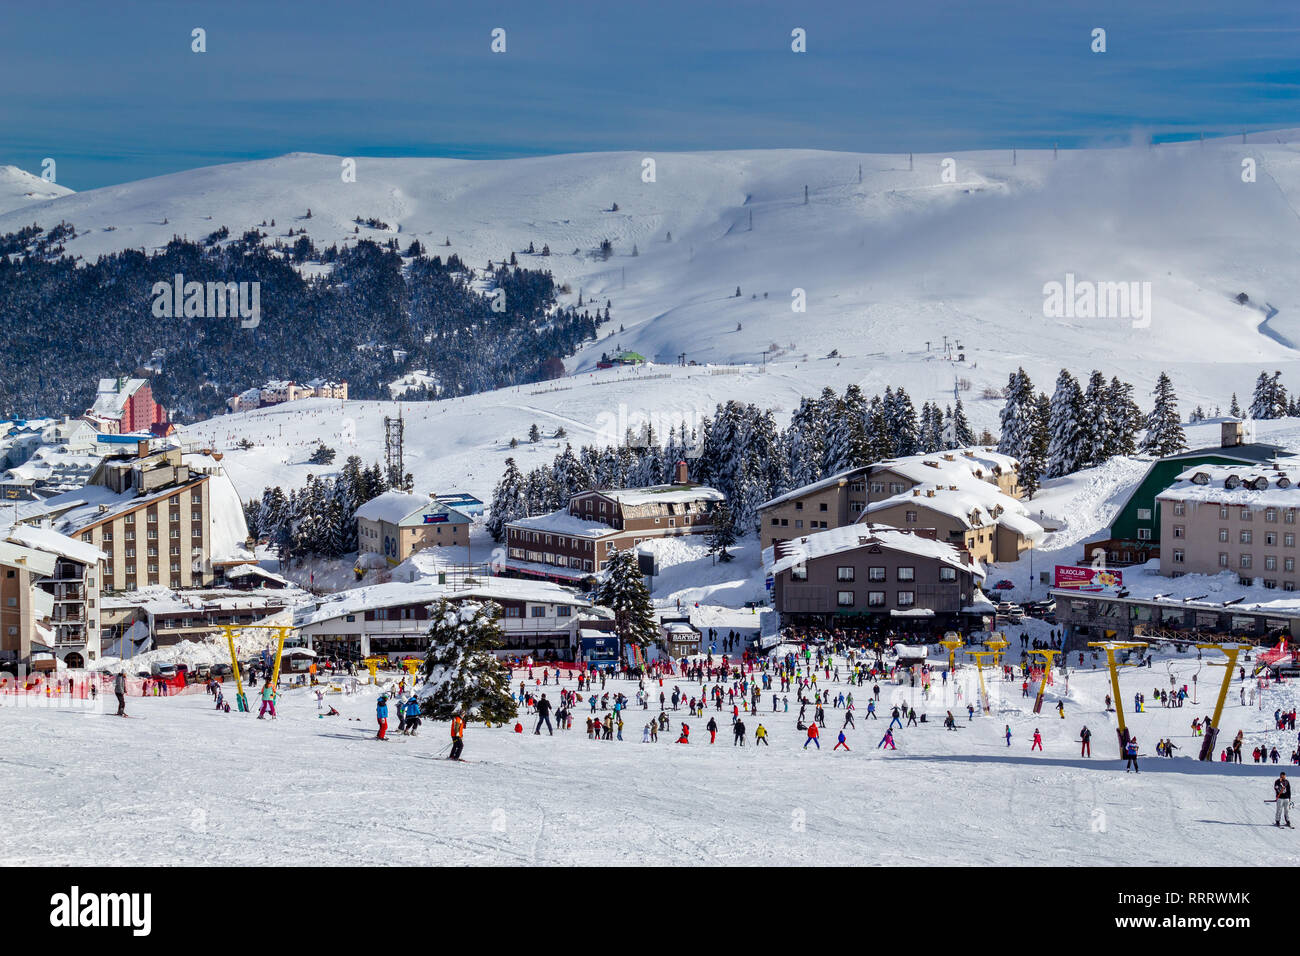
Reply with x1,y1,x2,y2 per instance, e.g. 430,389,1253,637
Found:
2,640,1295,866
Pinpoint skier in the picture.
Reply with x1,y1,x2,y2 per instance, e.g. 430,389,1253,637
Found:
114,671,127,717
1031,728,1043,751
534,693,554,735
402,696,421,735
375,694,388,740
707,716,718,744
1056,700,1065,719
258,680,277,720
1275,771,1293,828
877,728,896,750
734,718,746,746
842,709,855,729
804,722,820,749
449,711,466,760
1124,735,1140,773
755,723,769,746
1080,725,1092,757
676,723,690,744
835,730,850,751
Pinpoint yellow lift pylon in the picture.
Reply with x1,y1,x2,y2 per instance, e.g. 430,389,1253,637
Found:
1029,648,1062,715
965,650,999,714
220,624,295,713
1087,640,1148,757
1195,642,1247,761
939,633,965,674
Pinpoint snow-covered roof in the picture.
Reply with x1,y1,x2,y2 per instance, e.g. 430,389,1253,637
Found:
1157,463,1300,509
860,482,1044,542
592,484,724,507
5,526,105,566
1050,560,1300,617
354,490,429,524
508,510,617,538
88,378,148,419
224,563,290,586
769,524,983,578
295,577,591,628
0,539,58,576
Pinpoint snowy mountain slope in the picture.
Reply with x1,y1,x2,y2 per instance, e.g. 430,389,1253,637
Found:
0,165,72,215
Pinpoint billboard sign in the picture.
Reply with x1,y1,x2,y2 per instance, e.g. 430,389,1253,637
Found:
1053,565,1123,591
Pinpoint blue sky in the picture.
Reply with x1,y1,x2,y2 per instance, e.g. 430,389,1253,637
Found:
2,0,1298,189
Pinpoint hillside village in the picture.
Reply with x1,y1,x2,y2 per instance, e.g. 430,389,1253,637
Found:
5,361,1300,682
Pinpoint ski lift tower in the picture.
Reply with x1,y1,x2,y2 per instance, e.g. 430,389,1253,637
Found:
1087,640,1148,757
1194,642,1249,761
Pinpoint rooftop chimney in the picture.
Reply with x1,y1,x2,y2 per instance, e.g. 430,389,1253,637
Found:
1222,420,1245,448
674,460,688,485
136,439,150,459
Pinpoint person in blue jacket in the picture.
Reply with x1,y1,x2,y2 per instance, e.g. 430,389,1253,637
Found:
403,696,422,735
376,694,389,740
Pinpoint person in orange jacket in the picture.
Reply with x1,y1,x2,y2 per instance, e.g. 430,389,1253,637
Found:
804,722,820,749
449,711,466,760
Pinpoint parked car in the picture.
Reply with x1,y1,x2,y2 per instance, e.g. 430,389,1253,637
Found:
192,662,212,679
1007,605,1024,624
212,663,232,677
150,662,177,678
993,579,1016,592
996,602,1012,614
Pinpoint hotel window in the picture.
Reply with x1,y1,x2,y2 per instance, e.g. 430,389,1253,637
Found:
1264,580,1277,589
1266,556,1278,571
147,512,157,524
1219,506,1230,520
1288,582,1297,592
867,591,886,607
1240,576,1254,587
897,590,916,607
1137,508,1152,520
795,502,803,511
504,607,521,618
125,530,134,541
795,520,803,529
81,531,92,542
837,566,855,582
1240,554,1252,569
530,606,546,617
771,518,779,526
557,606,571,617
1241,509,1252,521
890,483,905,495
1266,532,1277,546
1137,529,1152,541
905,511,917,523
837,591,854,607
1219,553,1230,568
870,482,885,494
1288,510,1297,524
1288,558,1296,573
1267,508,1278,522
819,502,828,512
868,567,886,582
192,511,201,521
1288,534,1296,548
792,565,808,582
939,567,956,582
1240,530,1252,544
1172,549,1185,563
1172,525,1184,538
1219,528,1229,542
898,567,915,582
1172,502,1185,516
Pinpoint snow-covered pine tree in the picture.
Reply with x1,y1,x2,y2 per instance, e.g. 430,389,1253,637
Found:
706,499,738,562
997,368,1036,462
1229,392,1242,418
1017,391,1050,497
486,457,526,541
888,387,920,456
919,401,943,453
1105,376,1143,458
417,598,516,724
952,397,976,448
1078,370,1108,467
1046,369,1085,478
597,548,658,649
1141,371,1188,456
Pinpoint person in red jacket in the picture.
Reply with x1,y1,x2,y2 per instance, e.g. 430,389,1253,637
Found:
676,723,690,744
1031,728,1043,751
804,722,820,749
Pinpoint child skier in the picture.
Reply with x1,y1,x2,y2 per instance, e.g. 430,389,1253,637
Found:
375,694,389,740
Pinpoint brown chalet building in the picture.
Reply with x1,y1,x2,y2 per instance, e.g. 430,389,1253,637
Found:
504,461,724,582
